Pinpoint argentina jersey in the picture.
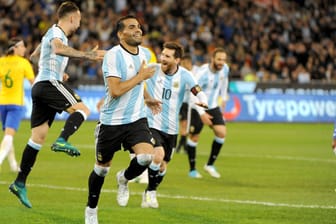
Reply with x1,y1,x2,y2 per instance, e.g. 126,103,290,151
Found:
35,25,69,82
100,45,151,125
197,63,229,109
146,64,197,135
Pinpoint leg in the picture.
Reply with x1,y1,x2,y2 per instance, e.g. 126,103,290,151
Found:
85,162,110,224
9,122,48,208
204,125,226,178
186,134,202,178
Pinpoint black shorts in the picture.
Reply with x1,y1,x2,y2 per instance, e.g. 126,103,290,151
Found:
30,80,82,128
95,118,154,164
189,107,225,135
150,128,177,163
179,102,189,121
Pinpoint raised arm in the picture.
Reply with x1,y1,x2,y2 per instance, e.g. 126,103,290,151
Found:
51,38,105,60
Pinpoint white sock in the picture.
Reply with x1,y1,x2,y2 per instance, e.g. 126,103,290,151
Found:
8,146,19,171
0,135,13,164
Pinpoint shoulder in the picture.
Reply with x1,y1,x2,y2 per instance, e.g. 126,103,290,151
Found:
221,63,230,75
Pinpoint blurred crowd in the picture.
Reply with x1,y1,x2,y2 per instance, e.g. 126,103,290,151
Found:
0,0,335,87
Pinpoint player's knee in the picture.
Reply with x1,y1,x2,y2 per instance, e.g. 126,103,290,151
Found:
94,164,110,177
137,153,153,166
153,147,164,163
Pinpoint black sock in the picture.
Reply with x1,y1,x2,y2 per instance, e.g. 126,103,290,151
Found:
207,140,223,165
176,135,186,151
124,157,147,180
15,145,39,185
147,167,159,191
59,111,85,141
87,171,105,208
186,144,196,171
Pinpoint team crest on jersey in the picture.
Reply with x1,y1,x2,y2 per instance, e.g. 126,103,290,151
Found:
173,81,179,88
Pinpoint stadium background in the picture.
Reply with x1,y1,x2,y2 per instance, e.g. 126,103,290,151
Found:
1,0,335,123
1,1,335,223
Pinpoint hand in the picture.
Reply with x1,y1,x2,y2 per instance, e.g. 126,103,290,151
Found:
200,112,213,125
145,98,162,115
63,73,69,82
87,45,106,60
138,61,156,80
96,98,104,112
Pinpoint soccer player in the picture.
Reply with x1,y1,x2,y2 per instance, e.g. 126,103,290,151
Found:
186,48,229,179
141,42,208,208
8,1,105,208
85,15,161,224
0,38,35,172
176,54,199,153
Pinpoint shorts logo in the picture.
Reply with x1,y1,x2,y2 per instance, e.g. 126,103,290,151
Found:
97,152,103,162
74,93,81,100
150,137,155,145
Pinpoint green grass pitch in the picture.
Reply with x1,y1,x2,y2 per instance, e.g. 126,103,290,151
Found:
0,121,335,224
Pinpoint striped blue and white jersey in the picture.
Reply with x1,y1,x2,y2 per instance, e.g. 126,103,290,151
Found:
100,45,152,125
196,63,229,109
35,24,69,83
146,64,198,135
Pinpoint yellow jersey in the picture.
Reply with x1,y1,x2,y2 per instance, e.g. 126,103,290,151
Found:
0,55,34,105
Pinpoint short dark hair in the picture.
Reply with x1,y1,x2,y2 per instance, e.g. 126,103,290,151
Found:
163,42,184,59
57,1,79,19
212,48,226,57
181,54,192,61
116,15,138,33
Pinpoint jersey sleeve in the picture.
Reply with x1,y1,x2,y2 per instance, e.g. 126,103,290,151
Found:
102,49,122,79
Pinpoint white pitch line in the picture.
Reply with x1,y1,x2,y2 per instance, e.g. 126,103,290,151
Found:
73,144,336,163
1,181,335,210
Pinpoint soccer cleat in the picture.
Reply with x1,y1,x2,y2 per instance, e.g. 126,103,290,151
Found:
116,170,129,207
51,138,80,157
85,207,98,224
204,165,221,178
141,190,159,208
9,182,32,208
188,170,202,178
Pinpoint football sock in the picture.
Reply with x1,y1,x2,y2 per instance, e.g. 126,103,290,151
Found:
15,144,39,185
87,171,105,208
207,137,224,165
59,111,85,141
0,135,13,164
156,169,166,187
147,162,160,191
176,135,186,151
186,141,197,171
124,157,148,180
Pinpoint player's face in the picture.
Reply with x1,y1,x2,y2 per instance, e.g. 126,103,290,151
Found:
212,52,227,71
120,18,143,46
14,41,26,57
68,10,81,35
160,48,179,74
180,59,192,71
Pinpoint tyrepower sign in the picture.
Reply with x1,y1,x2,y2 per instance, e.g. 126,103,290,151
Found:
223,94,336,122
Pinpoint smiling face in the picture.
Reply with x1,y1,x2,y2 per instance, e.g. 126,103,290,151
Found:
160,48,179,74
118,18,143,47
